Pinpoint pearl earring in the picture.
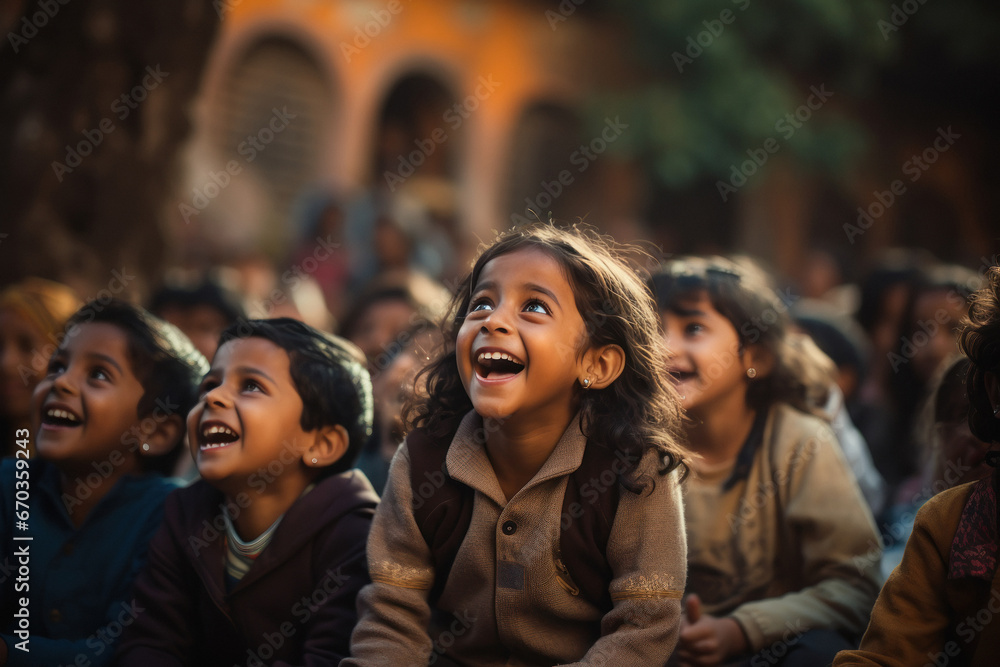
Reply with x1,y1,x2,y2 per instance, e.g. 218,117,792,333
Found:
746,368,757,379
311,458,318,464
141,443,150,452
582,378,592,389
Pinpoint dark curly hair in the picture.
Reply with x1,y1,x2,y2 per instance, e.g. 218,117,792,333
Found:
407,222,687,492
959,266,1000,444
650,255,834,416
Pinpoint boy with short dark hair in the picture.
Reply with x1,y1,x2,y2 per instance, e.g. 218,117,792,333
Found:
116,318,379,666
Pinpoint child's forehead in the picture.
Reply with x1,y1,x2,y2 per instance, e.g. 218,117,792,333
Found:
664,289,717,314
57,322,138,369
217,334,284,355
475,246,570,286
60,321,130,349
213,335,292,370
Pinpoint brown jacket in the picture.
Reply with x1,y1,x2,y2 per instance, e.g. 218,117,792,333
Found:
115,472,379,666
343,411,687,666
683,403,882,651
834,473,1000,666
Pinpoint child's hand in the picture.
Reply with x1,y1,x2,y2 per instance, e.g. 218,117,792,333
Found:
672,594,748,667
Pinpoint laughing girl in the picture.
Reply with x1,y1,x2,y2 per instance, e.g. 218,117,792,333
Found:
345,223,689,666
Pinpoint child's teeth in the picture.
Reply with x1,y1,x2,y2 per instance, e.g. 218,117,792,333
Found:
479,352,515,362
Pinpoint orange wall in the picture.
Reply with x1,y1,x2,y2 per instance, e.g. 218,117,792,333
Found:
192,0,611,244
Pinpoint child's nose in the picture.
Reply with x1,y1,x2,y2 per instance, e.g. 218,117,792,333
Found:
50,368,78,395
480,305,512,334
204,384,231,408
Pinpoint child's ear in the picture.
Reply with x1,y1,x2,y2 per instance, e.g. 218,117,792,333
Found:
304,424,350,469
582,344,626,390
139,414,185,457
744,343,775,380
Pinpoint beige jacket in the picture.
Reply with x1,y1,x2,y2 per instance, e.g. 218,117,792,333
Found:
683,403,882,652
343,411,687,666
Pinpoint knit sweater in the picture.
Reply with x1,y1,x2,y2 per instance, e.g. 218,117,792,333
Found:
683,403,883,651
343,411,687,666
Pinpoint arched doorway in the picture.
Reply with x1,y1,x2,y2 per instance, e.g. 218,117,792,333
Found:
214,37,336,247
374,72,460,192
505,103,602,227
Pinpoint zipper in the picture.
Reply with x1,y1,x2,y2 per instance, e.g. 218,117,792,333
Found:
554,557,579,596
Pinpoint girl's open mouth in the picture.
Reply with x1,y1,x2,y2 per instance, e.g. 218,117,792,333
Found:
476,351,525,381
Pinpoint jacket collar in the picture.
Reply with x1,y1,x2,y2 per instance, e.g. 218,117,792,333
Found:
181,470,378,596
445,410,587,506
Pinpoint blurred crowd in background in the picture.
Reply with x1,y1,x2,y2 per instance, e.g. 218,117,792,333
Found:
2,206,996,556
2,0,1000,579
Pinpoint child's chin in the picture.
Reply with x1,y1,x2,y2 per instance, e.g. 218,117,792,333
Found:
679,394,703,412
34,443,57,460
473,404,512,422
193,461,226,481
195,468,240,492
34,438,70,457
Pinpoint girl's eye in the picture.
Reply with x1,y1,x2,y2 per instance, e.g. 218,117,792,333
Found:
685,322,705,336
469,299,493,313
47,359,66,376
198,379,219,396
524,300,550,315
90,368,110,381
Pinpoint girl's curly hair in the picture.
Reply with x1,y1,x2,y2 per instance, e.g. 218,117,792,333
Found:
959,265,1000,444
406,222,687,492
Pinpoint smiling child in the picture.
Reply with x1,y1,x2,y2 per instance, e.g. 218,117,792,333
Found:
651,257,881,667
345,223,689,666
0,300,207,667
115,318,378,666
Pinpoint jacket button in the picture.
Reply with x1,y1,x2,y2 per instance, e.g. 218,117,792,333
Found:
502,520,517,535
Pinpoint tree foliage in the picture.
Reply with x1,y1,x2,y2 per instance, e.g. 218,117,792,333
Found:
592,0,1000,190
